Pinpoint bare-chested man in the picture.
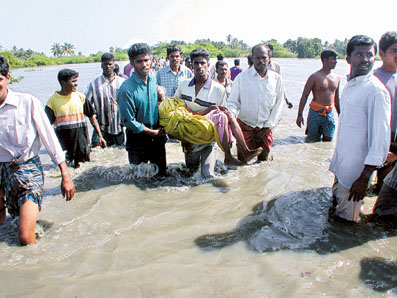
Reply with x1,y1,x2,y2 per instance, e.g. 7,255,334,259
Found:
296,50,340,141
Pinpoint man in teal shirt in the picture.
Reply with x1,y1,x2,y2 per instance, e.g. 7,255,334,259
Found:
117,43,167,176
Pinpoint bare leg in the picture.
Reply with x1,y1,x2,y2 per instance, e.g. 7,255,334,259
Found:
221,117,245,166
224,110,262,163
19,200,39,245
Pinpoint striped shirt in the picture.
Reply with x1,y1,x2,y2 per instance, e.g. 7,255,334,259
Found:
85,75,125,135
46,91,89,130
156,65,193,97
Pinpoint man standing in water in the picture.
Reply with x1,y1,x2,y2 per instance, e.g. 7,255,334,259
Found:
329,35,391,222
156,44,193,97
117,43,167,176
296,50,340,141
372,31,397,193
85,53,125,147
371,31,397,224
227,44,285,161
0,56,75,245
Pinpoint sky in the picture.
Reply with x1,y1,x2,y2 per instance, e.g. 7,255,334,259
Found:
1,0,395,56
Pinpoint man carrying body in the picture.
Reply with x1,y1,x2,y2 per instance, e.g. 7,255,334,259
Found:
0,56,75,245
156,44,193,98
175,48,227,177
230,59,242,81
227,44,285,161
371,31,397,224
117,43,167,176
85,53,125,147
214,61,233,98
296,50,340,141
329,35,391,222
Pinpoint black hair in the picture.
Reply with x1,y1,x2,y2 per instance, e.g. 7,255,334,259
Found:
128,43,151,61
216,53,224,60
167,44,182,57
346,35,377,57
251,43,270,56
190,48,210,62
266,44,274,51
247,55,253,66
234,59,240,66
215,60,228,70
379,31,397,53
0,56,9,77
320,50,337,61
114,64,120,73
101,52,114,63
57,68,79,83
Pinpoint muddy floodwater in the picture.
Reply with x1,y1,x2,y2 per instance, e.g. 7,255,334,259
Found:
1,59,396,297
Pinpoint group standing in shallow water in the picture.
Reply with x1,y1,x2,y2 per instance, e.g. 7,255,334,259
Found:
0,31,396,246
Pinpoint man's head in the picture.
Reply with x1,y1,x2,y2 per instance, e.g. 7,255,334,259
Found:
215,61,228,80
379,31,397,72
190,48,210,81
185,57,192,69
101,52,115,78
252,44,270,75
266,44,274,57
0,56,10,102
320,50,338,69
346,35,377,79
217,54,224,61
58,69,79,94
128,43,152,80
167,44,182,70
247,55,253,67
234,59,240,66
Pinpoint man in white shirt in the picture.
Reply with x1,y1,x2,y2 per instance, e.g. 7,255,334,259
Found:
329,35,391,222
175,48,227,177
227,44,285,161
0,56,75,245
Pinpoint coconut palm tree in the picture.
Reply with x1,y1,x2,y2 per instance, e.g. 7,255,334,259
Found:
51,43,62,57
61,43,75,56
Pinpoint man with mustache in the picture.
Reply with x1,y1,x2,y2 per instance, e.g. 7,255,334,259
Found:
117,43,167,176
329,35,391,222
227,43,285,161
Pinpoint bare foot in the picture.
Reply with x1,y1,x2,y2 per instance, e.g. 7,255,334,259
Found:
241,148,263,163
224,156,246,166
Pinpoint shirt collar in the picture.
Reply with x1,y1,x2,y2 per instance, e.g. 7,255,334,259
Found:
249,65,269,79
347,72,373,84
131,72,151,85
188,76,212,89
1,89,19,108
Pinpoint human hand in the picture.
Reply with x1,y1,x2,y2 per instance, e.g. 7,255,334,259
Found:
61,176,75,201
385,152,397,165
348,176,369,202
98,137,107,148
256,127,270,139
296,115,304,128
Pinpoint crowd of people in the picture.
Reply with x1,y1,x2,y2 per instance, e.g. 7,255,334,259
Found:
0,31,396,245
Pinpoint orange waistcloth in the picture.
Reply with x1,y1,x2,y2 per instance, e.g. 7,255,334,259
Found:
309,101,333,116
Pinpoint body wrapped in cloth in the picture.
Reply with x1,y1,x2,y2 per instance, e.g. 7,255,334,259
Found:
158,97,223,149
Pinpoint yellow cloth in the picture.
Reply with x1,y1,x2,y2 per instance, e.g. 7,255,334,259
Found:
159,97,222,148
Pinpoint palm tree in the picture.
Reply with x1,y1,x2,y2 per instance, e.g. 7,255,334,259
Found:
61,43,75,56
51,43,62,57
226,34,232,44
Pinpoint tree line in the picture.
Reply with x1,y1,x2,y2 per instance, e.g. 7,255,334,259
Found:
1,36,351,72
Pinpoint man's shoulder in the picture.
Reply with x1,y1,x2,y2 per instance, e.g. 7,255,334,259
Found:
8,90,38,105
